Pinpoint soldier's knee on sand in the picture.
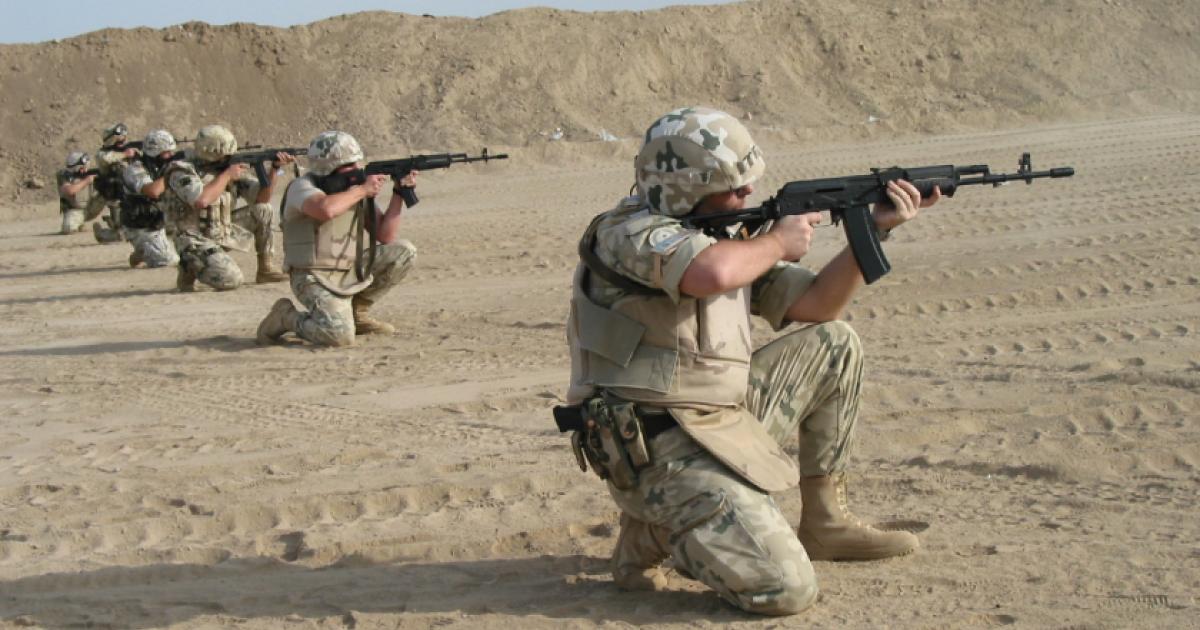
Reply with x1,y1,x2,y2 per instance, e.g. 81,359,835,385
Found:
199,264,244,291
671,491,819,616
309,321,355,347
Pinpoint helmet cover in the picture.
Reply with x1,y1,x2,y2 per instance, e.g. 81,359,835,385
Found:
306,131,364,177
634,106,765,216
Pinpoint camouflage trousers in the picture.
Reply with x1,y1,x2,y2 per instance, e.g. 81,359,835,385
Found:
59,209,85,234
288,240,417,347
127,228,179,268
607,321,864,615
175,204,276,290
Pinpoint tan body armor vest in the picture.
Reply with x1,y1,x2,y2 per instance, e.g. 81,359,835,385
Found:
56,170,89,212
568,272,752,407
282,177,362,272
165,161,235,244
567,208,799,492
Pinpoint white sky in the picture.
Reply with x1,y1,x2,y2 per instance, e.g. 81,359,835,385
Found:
1,0,739,44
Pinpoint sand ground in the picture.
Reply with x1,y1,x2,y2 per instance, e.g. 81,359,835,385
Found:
1,116,1197,628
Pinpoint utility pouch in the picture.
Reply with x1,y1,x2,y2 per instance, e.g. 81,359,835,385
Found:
553,398,649,491
584,398,638,490
609,400,650,470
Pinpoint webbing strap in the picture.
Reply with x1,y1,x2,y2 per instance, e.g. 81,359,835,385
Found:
577,213,666,297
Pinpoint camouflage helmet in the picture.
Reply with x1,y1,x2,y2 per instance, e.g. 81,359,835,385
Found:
194,124,238,162
634,106,765,217
65,151,90,168
143,129,177,156
306,131,364,177
102,122,129,144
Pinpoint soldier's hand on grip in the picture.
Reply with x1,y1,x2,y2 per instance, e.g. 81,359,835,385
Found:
361,174,387,197
767,213,822,262
225,162,251,178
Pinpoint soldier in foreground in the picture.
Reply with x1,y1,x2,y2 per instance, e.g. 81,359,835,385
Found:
159,124,288,291
56,151,94,234
85,122,138,242
120,129,181,268
257,131,417,347
562,107,939,615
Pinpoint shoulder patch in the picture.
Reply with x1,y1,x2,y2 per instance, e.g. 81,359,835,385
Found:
648,229,692,256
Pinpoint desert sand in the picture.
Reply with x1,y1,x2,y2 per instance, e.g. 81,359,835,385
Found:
2,1,1199,628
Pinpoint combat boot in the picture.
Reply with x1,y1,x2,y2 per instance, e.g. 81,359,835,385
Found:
256,298,300,345
176,266,197,293
128,249,144,268
351,296,395,336
92,221,123,243
796,474,919,561
611,513,670,591
255,254,287,284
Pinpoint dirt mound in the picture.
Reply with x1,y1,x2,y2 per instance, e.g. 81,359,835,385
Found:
1,0,1197,204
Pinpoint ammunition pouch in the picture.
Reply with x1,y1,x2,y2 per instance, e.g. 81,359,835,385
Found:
553,396,676,491
94,174,123,201
119,196,165,230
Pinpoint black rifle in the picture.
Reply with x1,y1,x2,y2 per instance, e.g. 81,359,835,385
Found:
227,146,304,187
120,137,198,152
362,148,509,207
65,168,101,181
354,149,508,280
683,153,1075,284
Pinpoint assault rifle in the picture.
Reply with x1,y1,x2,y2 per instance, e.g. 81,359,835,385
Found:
355,148,508,280
65,168,101,180
226,146,304,187
362,148,508,207
121,137,198,152
683,153,1075,284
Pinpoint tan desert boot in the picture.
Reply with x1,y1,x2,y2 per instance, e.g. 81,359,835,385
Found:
255,254,287,284
351,296,395,336
176,266,197,292
128,249,144,268
611,513,670,591
256,298,300,345
796,474,919,561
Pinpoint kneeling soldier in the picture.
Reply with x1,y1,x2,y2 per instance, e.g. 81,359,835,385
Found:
257,131,417,347
57,151,95,234
563,107,937,615
159,124,288,291
121,129,181,268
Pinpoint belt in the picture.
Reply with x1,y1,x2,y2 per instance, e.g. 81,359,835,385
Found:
639,410,678,440
552,404,678,439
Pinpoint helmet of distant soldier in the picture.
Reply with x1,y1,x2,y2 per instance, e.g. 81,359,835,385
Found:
143,129,177,157
65,151,90,168
634,106,765,217
102,122,129,144
306,131,364,177
194,125,239,162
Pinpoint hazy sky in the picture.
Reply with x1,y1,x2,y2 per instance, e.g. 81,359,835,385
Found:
1,0,738,44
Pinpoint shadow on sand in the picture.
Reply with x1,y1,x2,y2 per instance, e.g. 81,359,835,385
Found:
0,554,738,628
0,335,258,358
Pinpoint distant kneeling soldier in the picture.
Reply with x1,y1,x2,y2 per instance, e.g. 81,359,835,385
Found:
121,129,181,268
257,131,417,347
160,124,289,291
57,151,95,234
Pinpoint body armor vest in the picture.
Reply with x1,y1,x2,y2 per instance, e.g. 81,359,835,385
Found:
56,170,90,212
567,211,752,407
282,177,362,272
165,161,235,243
566,205,796,492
